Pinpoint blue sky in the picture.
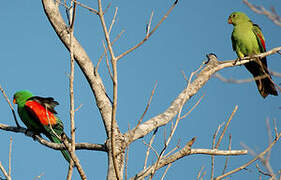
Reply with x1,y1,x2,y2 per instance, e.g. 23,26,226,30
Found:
0,0,280,179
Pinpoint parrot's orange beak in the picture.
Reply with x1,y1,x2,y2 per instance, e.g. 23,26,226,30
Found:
13,98,16,105
228,17,232,24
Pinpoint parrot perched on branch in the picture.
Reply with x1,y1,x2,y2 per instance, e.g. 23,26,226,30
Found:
13,90,70,162
228,11,278,98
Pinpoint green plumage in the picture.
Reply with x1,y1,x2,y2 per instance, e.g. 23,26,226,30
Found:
13,90,70,163
228,12,278,98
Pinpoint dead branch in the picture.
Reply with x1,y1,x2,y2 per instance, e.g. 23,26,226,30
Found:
0,85,20,127
214,71,281,84
61,134,87,180
0,162,11,180
222,134,232,175
0,123,107,151
243,0,281,27
124,46,281,147
116,0,179,61
215,133,281,180
0,139,12,180
42,0,113,134
67,0,77,178
132,137,247,180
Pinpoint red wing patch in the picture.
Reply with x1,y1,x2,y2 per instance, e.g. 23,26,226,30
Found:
256,32,266,51
25,100,57,125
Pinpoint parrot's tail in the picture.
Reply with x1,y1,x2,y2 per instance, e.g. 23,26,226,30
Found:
49,134,71,163
245,58,278,98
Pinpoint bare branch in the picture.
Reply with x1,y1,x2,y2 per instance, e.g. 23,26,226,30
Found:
143,128,158,170
160,163,171,180
137,81,157,126
150,75,192,179
0,138,12,180
67,0,77,178
124,47,281,145
146,11,154,37
216,106,238,149
0,123,107,151
214,71,281,84
42,0,113,134
116,0,178,61
256,164,272,177
211,122,224,180
197,166,205,180
132,137,247,180
61,134,87,180
0,162,11,180
108,7,118,35
222,134,232,175
69,0,98,14
8,137,12,178
0,85,20,127
215,133,281,180
243,0,281,27
95,30,125,74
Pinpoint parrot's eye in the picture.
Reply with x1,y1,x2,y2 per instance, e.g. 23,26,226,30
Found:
232,14,236,18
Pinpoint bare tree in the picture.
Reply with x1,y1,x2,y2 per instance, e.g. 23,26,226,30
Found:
0,0,280,180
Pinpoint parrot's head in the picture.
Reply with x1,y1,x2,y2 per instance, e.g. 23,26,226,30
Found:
13,90,33,105
228,12,251,26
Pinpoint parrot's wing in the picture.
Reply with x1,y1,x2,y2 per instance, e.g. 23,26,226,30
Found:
231,32,237,52
252,24,266,53
24,100,58,126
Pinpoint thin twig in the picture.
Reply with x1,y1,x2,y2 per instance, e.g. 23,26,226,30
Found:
108,7,118,35
137,81,157,127
197,166,205,180
61,134,87,180
265,118,272,161
180,94,205,120
95,30,125,74
211,122,224,180
116,0,179,61
67,0,77,178
32,173,45,180
150,73,192,179
0,162,11,180
142,139,159,159
0,85,20,127
60,0,98,14
273,119,278,138
215,133,281,180
163,141,180,158
243,0,281,27
143,128,158,170
200,171,207,180
215,106,238,149
160,163,171,180
102,41,113,80
214,71,281,84
125,124,130,180
256,163,272,177
8,137,12,177
222,134,232,175
146,11,154,37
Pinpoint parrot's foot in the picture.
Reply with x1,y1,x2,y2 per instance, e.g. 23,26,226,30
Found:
25,129,34,137
25,129,41,140
233,58,241,65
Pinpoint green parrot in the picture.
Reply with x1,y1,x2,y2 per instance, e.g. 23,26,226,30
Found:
13,90,71,163
228,12,278,98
